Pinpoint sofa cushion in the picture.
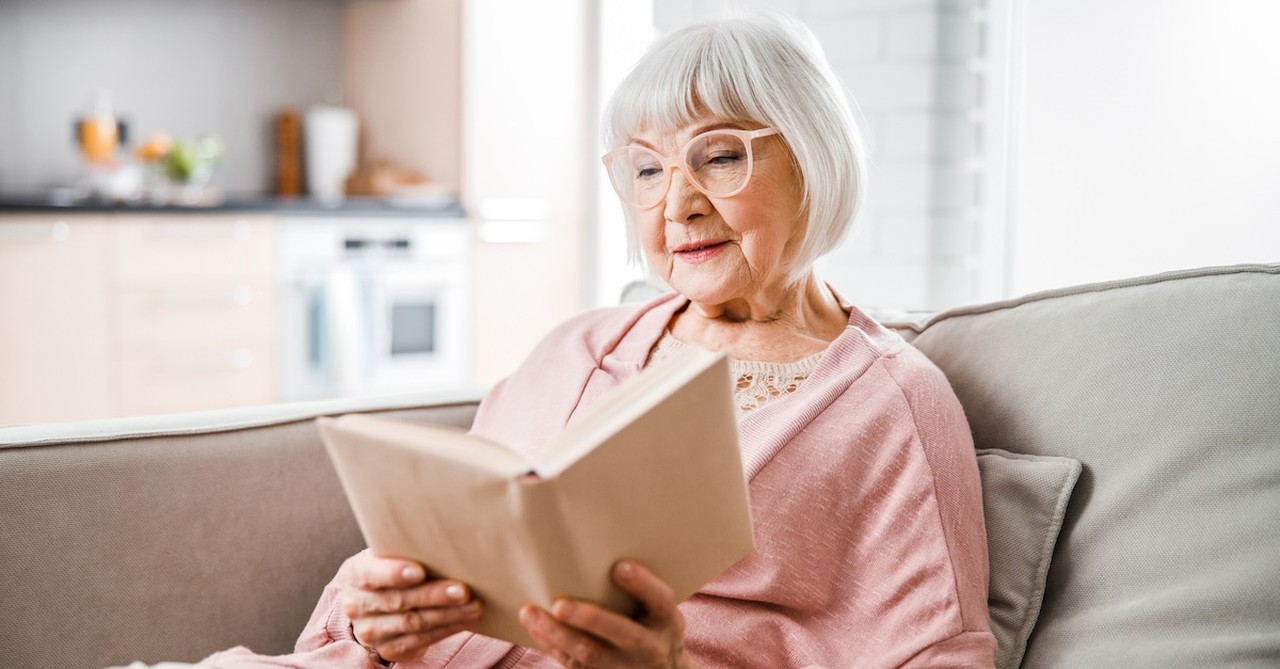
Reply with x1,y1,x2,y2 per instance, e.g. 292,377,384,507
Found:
903,264,1280,667
977,448,1080,669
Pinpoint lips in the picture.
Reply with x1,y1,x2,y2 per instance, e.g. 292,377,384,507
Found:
672,239,730,263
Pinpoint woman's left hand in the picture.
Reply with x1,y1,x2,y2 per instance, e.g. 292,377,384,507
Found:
518,560,698,669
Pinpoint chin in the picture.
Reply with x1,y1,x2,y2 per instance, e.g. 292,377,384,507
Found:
671,281,738,306
666,265,752,305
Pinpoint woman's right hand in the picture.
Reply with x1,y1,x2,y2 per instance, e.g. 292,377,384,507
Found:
338,549,485,663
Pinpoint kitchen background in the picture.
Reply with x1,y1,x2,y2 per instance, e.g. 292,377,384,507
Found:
1,0,345,194
1,0,1277,425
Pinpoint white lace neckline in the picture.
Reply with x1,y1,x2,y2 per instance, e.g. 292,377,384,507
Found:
647,331,823,414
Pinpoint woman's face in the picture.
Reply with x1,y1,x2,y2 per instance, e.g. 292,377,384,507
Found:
627,115,807,308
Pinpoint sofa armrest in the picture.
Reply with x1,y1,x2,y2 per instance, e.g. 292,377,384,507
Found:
0,391,484,669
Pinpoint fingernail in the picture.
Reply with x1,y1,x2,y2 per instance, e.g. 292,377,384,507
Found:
518,605,533,625
551,599,572,619
462,600,483,615
616,561,634,579
401,565,424,582
445,583,467,601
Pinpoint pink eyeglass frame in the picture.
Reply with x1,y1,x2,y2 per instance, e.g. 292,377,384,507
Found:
601,127,782,208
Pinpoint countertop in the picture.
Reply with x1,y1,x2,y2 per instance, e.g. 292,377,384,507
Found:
0,193,467,218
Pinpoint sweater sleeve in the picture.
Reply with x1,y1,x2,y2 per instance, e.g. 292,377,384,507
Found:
139,575,388,669
293,579,363,652
184,583,381,669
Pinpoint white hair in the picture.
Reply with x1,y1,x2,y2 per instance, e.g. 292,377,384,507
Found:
603,12,868,285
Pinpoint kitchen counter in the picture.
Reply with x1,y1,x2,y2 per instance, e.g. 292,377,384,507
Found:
0,193,466,218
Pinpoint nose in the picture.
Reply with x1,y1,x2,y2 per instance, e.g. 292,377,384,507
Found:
662,167,707,225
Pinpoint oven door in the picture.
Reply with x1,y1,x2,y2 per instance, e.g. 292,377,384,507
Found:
366,259,468,394
281,257,468,400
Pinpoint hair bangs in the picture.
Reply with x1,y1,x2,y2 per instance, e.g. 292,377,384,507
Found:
605,26,766,148
605,42,703,148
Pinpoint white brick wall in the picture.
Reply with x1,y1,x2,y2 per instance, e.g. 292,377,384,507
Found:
653,0,987,310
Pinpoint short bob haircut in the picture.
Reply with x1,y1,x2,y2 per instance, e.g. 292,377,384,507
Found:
603,12,867,287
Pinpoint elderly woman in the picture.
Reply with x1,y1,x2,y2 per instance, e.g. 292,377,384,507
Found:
196,12,994,669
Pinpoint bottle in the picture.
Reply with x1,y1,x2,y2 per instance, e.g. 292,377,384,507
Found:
304,105,359,206
274,108,303,197
78,92,119,164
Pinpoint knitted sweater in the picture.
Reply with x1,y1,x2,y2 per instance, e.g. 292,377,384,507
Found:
204,291,996,668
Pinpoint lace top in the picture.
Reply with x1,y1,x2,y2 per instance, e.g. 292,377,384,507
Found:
647,331,823,414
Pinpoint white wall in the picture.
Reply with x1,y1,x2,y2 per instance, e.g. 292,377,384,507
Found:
592,1,657,307
464,0,594,385
1000,0,1280,294
631,0,1280,309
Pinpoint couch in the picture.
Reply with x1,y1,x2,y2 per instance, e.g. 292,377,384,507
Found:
2,263,1277,669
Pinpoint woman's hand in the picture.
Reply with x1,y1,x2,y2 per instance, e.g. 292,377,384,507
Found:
337,549,484,663
518,561,697,669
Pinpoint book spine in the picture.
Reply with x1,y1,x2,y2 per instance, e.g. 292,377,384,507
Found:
508,476,579,610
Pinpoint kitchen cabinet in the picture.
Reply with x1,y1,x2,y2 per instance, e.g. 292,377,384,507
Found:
0,213,276,423
110,215,277,416
0,216,113,423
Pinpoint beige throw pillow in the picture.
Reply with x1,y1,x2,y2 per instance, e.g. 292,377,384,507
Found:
976,448,1082,669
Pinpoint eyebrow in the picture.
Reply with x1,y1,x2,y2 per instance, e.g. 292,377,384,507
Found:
629,121,747,150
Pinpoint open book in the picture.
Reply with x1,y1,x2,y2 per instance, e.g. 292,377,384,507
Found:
317,345,754,648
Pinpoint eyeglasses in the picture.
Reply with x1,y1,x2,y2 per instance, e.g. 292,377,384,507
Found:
602,127,781,209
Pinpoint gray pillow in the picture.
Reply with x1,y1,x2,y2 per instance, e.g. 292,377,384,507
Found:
976,448,1081,669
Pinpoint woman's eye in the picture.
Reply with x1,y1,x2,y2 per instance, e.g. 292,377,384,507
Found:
636,166,664,180
707,152,745,165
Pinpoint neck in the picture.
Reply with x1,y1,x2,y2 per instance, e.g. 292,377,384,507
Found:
687,272,840,324
673,273,849,362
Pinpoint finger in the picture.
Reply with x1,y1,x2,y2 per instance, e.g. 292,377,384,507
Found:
339,550,428,590
345,579,475,617
549,597,651,653
375,623,478,663
612,560,678,625
519,605,609,668
353,600,484,645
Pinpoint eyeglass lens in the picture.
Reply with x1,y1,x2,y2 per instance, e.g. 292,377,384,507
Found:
608,132,753,208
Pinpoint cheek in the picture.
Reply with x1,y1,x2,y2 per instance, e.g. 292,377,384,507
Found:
633,210,667,256
748,174,804,232
720,192,797,243
723,197,805,267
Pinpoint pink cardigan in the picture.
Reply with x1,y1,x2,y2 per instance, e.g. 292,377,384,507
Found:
204,292,995,668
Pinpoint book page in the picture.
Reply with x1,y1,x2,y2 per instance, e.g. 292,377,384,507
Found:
321,415,558,649
544,351,752,609
323,413,530,477
536,345,722,477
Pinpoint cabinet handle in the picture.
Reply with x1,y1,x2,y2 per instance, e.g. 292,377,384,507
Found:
153,348,254,374
153,285,254,309
150,219,253,243
0,221,70,242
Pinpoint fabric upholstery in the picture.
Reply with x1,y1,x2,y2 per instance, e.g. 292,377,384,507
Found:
0,394,483,669
901,264,1280,667
976,449,1080,669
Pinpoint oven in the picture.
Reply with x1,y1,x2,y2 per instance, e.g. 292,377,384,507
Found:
276,216,471,401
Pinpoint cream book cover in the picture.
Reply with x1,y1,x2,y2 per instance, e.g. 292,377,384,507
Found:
317,346,754,648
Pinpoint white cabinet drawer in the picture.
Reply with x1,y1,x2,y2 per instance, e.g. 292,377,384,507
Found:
114,279,275,348
113,215,274,281
116,340,276,415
